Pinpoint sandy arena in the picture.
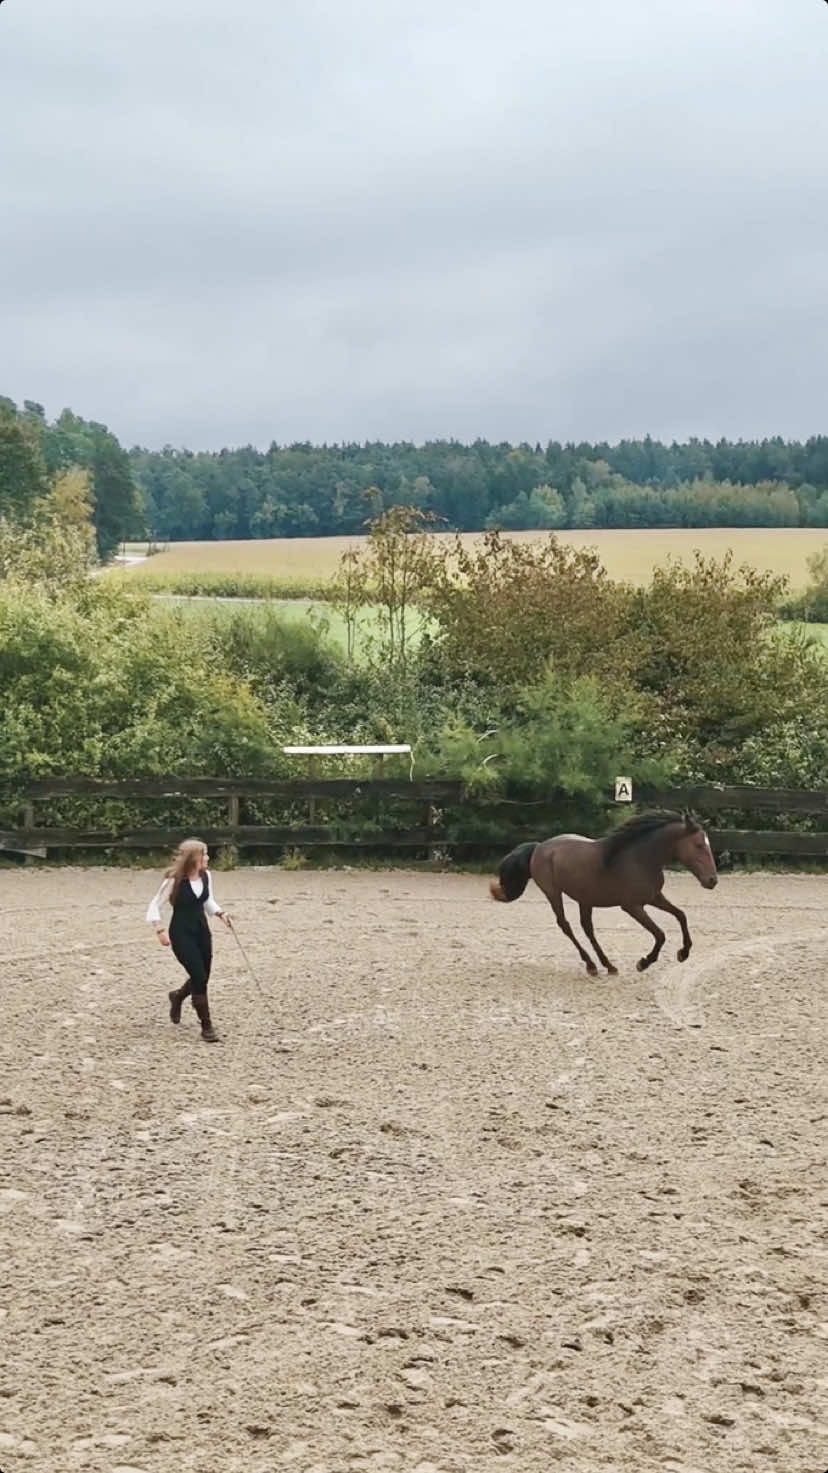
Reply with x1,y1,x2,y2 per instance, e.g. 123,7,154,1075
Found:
0,865,825,1472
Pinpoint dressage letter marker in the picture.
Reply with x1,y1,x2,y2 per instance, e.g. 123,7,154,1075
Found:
615,777,633,803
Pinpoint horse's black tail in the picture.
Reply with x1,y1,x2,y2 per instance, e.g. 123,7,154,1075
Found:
490,841,537,902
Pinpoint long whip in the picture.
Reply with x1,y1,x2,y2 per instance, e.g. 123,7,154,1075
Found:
226,917,269,1002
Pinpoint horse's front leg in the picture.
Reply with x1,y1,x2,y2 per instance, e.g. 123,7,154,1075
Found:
622,904,666,972
649,893,692,962
578,904,617,975
546,890,599,976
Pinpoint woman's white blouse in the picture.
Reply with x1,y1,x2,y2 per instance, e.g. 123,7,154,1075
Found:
146,871,223,926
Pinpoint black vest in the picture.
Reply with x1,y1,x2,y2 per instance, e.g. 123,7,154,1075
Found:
171,871,210,925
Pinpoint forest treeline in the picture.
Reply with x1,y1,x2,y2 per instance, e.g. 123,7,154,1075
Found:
131,428,828,537
3,396,828,545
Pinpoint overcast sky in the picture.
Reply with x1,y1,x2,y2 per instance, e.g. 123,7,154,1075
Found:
2,0,827,450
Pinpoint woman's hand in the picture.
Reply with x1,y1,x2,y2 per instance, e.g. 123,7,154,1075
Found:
156,927,171,947
220,912,232,929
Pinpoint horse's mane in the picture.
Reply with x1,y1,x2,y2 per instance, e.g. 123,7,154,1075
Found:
601,811,696,868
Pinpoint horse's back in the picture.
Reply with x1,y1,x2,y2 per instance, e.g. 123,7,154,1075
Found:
536,833,592,857
532,833,603,899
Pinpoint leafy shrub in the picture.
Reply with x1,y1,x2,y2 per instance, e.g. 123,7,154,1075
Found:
195,601,344,702
780,545,828,622
422,672,673,801
0,580,280,832
423,529,631,686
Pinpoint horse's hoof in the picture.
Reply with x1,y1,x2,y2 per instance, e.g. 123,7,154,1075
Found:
677,947,690,962
586,964,598,977
636,958,649,972
606,965,618,976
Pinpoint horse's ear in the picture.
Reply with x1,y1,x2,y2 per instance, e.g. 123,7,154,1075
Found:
683,810,697,832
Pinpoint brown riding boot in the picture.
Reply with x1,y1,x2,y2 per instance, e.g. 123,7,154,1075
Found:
192,993,220,1043
169,979,192,1024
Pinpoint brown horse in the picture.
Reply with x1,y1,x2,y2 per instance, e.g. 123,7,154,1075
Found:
490,812,718,975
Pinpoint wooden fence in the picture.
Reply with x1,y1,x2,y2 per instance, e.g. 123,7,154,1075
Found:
637,784,828,858
0,777,463,859
0,777,826,860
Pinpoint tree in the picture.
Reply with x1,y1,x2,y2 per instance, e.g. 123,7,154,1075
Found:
424,529,629,686
486,483,566,530
623,552,818,744
47,467,98,567
329,543,369,663
0,414,47,520
790,545,828,622
49,465,94,528
567,476,596,528
0,478,96,596
330,505,439,669
90,434,143,558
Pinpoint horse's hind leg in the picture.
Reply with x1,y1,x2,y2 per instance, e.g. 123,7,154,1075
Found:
578,905,617,976
649,893,692,962
546,890,599,976
622,904,666,972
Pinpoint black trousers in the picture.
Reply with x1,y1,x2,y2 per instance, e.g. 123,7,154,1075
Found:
169,918,212,994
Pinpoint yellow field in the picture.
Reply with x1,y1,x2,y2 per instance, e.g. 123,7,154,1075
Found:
121,527,827,588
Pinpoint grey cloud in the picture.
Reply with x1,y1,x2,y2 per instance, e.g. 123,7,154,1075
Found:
1,0,827,448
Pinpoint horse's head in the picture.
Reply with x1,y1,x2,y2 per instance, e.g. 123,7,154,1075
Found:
673,813,718,889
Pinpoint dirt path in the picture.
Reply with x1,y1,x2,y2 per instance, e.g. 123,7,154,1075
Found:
0,867,825,1472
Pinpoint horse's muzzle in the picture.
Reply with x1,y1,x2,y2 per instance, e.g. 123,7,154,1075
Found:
702,875,718,889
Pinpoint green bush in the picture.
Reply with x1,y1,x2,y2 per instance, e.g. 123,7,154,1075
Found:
423,529,630,686
418,672,675,821
203,603,344,707
780,545,828,623
0,579,280,828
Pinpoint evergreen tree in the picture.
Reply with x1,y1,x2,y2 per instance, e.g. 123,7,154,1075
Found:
90,433,142,558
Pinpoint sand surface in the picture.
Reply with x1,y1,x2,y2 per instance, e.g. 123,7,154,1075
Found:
0,866,825,1472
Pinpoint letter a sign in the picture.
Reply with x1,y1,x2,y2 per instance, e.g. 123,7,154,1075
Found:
615,777,633,803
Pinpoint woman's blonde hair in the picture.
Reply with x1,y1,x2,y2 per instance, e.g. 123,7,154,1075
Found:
165,837,208,903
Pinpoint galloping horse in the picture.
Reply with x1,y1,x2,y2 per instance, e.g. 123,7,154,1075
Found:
490,812,718,975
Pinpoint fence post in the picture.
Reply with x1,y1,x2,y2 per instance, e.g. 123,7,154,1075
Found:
426,802,440,863
307,758,319,825
224,793,240,863
22,801,35,866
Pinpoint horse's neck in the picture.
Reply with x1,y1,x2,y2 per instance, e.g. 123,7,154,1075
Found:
635,826,680,871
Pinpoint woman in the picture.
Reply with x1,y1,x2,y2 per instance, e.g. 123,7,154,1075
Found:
147,838,231,1043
